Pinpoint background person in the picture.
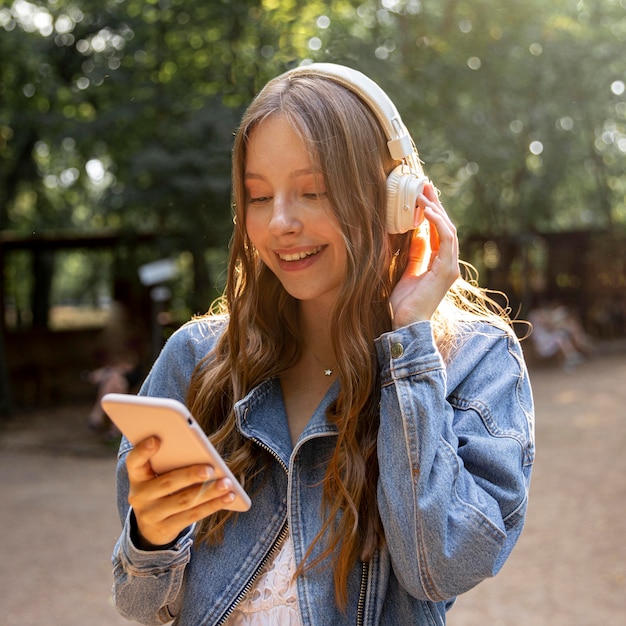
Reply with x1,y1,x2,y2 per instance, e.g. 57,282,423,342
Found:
87,298,144,439
528,298,594,370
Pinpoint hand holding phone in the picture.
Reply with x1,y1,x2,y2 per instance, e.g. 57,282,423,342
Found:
101,393,251,513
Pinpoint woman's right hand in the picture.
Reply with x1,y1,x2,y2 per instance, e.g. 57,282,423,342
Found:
126,436,236,549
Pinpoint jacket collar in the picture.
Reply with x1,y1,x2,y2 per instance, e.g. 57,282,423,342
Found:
234,378,339,465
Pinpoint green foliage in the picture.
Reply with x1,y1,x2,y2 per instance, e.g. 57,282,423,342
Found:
350,0,626,235
1,0,625,319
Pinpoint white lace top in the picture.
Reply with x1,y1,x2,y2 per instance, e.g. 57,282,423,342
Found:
225,531,302,625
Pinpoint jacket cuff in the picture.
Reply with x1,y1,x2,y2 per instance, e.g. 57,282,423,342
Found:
375,320,444,383
117,508,194,570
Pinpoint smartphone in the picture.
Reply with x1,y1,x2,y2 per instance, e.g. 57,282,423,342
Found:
101,393,251,512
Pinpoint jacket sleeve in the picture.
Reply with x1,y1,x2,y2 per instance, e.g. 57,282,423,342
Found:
111,320,218,624
375,320,535,602
112,489,194,625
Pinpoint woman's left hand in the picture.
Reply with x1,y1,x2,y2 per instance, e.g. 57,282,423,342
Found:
389,183,460,329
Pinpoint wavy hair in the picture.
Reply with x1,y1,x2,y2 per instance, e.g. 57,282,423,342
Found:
186,71,511,609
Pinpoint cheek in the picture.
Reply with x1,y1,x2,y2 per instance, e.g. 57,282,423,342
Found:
244,213,273,265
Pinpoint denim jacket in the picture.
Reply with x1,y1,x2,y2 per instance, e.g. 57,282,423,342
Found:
112,317,534,625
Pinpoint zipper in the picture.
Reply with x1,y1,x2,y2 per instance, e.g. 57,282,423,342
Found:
216,427,289,625
216,520,289,625
356,559,369,626
219,407,343,624
252,435,289,474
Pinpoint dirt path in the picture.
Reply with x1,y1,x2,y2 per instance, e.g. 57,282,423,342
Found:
449,350,626,626
1,349,624,625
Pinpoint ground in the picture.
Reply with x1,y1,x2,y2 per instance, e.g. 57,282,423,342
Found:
0,345,624,626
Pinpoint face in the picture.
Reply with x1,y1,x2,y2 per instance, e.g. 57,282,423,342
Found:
244,115,348,310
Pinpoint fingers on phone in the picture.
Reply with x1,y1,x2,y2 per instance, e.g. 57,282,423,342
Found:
197,477,236,505
167,477,237,525
152,464,213,497
165,470,236,508
126,437,161,480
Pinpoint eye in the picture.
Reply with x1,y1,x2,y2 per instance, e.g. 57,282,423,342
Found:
303,191,328,201
248,195,271,205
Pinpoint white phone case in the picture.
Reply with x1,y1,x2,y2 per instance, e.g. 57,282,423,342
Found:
101,393,251,512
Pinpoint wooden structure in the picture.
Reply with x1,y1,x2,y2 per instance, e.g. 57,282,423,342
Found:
0,230,158,414
2,228,624,414
462,230,626,337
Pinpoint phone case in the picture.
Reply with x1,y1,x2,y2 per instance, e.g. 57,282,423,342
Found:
101,393,251,512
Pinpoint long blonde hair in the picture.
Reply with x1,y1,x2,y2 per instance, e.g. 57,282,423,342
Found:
186,71,511,608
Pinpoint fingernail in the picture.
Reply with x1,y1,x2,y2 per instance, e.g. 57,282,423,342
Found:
145,436,156,450
199,466,214,479
218,478,232,491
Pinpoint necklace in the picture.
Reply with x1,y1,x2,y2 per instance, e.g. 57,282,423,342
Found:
307,349,335,377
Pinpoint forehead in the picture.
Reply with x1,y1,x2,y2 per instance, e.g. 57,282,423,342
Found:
244,115,320,174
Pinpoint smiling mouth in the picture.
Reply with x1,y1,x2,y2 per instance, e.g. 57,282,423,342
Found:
277,246,323,262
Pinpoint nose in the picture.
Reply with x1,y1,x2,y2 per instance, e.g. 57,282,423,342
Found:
268,196,301,236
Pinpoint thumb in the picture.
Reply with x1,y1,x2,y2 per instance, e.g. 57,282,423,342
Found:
126,436,161,481
404,225,430,278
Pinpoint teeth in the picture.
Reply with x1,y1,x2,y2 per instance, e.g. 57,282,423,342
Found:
279,246,322,261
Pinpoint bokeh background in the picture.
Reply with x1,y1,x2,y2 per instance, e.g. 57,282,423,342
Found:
0,2,625,625
1,0,625,410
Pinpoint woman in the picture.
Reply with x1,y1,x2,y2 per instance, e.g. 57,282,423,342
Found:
112,63,534,625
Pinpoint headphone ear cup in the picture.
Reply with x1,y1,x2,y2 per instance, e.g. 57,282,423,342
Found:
386,166,428,234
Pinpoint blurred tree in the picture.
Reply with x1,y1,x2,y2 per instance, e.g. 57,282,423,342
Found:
1,0,624,413
0,0,624,318
348,0,626,236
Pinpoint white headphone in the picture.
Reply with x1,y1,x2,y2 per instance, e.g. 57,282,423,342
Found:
282,63,428,234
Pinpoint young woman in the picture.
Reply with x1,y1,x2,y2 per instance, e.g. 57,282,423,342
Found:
112,63,534,625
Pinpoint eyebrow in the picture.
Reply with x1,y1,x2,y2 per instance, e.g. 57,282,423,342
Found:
244,168,319,181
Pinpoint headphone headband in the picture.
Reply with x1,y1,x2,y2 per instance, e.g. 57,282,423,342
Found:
277,63,427,234
282,63,416,163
